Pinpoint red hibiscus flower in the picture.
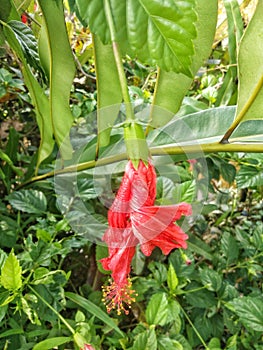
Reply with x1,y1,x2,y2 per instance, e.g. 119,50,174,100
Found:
101,159,192,314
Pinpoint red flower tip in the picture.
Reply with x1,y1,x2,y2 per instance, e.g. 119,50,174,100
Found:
81,344,95,350
102,277,137,315
21,13,27,24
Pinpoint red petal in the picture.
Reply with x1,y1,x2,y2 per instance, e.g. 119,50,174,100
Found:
131,203,191,243
130,160,156,210
140,224,188,256
100,245,136,285
81,345,95,350
101,227,137,285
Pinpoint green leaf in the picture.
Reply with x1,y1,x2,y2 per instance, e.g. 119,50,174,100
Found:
0,0,20,21
187,235,213,261
167,263,178,293
2,20,54,168
65,292,124,336
227,296,263,332
223,0,243,67
95,244,111,275
150,0,218,127
145,293,168,326
38,0,75,159
157,336,183,350
199,268,222,292
173,180,196,203
231,119,263,142
208,337,222,350
185,283,216,308
76,0,197,76
236,165,263,189
7,21,41,71
132,328,157,350
0,328,23,339
8,189,47,214
1,249,22,290
149,106,236,147
156,176,176,203
221,231,239,265
32,337,71,350
93,34,122,148
236,1,263,122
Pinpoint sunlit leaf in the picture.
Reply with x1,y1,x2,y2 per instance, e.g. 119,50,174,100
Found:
1,250,22,290
146,293,168,326
132,328,157,350
236,1,263,122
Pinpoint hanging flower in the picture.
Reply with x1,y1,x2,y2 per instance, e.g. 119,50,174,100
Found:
101,159,192,314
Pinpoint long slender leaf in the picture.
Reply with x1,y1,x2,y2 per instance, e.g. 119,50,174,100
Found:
236,1,263,122
150,0,218,127
2,21,54,168
65,292,124,337
32,337,71,350
93,34,122,148
215,0,243,107
38,0,75,159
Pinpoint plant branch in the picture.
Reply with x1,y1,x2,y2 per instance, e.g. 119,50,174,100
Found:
28,285,75,335
220,74,263,143
180,303,209,349
104,0,134,121
18,141,263,188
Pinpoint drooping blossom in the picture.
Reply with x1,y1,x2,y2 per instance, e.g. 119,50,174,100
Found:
101,159,192,315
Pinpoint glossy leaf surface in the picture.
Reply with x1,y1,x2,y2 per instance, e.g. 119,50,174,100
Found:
76,0,197,75
150,0,218,127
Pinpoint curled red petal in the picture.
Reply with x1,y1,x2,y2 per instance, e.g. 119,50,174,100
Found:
140,224,188,256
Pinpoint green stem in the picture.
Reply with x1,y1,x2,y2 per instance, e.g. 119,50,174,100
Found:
18,141,263,188
104,0,134,121
28,285,75,335
180,304,209,349
146,66,161,136
220,74,263,143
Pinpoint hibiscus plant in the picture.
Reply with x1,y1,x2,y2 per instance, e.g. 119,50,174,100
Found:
0,0,263,349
